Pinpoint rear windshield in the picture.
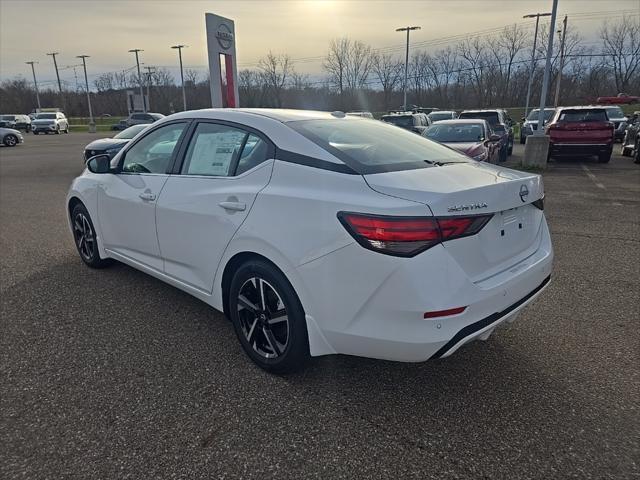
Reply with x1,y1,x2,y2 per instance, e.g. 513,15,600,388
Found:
459,111,500,125
424,123,486,142
527,109,555,121
604,107,624,119
381,115,414,128
1,115,16,120
558,109,607,122
114,124,148,139
289,119,468,174
428,112,455,122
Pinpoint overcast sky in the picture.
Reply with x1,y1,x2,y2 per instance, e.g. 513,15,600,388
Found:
0,0,637,87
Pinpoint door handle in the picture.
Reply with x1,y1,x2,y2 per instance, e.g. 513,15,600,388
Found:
139,192,156,201
219,201,246,212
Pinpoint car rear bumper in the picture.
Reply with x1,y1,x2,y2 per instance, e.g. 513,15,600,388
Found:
298,216,554,362
550,143,612,155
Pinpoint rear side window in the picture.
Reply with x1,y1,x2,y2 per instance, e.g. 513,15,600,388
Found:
181,123,248,177
236,134,269,175
558,109,607,122
289,118,468,174
381,115,414,128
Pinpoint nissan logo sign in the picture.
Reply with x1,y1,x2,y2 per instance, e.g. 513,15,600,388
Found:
519,184,529,202
216,23,234,50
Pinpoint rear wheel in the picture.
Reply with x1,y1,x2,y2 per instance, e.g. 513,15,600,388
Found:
598,150,612,163
55,126,60,134
499,146,507,162
507,138,513,156
33,131,39,135
3,134,18,147
71,203,112,268
229,260,309,373
621,145,632,157
635,140,640,164
520,135,525,144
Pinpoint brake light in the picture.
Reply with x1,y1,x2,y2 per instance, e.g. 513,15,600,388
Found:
338,212,493,257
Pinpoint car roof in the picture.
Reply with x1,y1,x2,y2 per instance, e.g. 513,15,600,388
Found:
170,108,345,123
460,109,501,113
558,105,607,110
429,119,487,125
428,110,456,114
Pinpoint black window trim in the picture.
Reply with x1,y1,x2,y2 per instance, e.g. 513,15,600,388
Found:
115,119,193,175
170,118,276,177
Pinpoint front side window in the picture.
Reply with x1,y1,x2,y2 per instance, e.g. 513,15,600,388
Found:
121,122,186,174
289,118,468,174
181,123,248,177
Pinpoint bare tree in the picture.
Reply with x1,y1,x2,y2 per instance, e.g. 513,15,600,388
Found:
600,17,640,92
258,52,292,107
371,52,402,109
324,37,373,105
458,37,488,106
94,73,115,92
184,69,199,86
487,24,528,104
238,69,266,107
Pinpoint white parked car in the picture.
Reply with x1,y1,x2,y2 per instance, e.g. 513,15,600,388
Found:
32,112,69,134
67,109,553,373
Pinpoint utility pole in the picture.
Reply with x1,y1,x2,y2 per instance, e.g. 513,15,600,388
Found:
522,12,551,118
25,61,41,110
396,26,421,111
554,15,568,108
171,44,188,111
128,49,146,112
46,52,63,96
534,0,559,136
77,55,95,133
144,66,156,111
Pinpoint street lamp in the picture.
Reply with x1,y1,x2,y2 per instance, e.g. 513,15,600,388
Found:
25,61,41,110
522,12,551,118
77,55,95,132
128,49,146,112
171,45,188,111
396,26,421,112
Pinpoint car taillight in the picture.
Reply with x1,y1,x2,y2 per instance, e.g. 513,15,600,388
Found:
338,212,493,257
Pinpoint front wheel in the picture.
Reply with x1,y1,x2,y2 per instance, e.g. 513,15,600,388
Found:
55,126,60,134
3,134,18,147
229,260,309,373
71,203,112,268
507,139,513,156
499,146,508,162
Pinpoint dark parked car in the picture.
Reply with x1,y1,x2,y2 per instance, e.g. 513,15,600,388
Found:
423,119,501,163
125,112,164,127
546,106,614,163
458,109,514,162
621,111,640,163
111,120,128,131
0,114,31,132
599,105,628,141
520,108,555,143
380,112,430,134
83,124,149,162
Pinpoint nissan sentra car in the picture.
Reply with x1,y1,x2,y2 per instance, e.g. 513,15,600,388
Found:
67,109,553,373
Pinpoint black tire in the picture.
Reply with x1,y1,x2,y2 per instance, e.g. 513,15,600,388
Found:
597,150,612,163
507,139,513,156
71,203,112,268
635,141,640,164
33,131,39,135
621,146,631,157
3,134,18,147
229,259,309,373
520,135,525,145
55,126,60,134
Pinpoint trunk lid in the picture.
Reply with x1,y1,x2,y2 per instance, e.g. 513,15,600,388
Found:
549,121,614,144
364,162,545,281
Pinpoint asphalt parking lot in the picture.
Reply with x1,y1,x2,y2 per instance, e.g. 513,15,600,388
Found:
1,132,638,479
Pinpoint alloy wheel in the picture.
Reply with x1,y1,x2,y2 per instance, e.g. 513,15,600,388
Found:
236,277,289,359
73,213,95,261
5,135,17,146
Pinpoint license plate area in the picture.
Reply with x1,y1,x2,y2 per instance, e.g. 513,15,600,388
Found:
498,207,527,237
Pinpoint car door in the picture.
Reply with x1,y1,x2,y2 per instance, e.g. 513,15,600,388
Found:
155,121,274,293
97,121,189,270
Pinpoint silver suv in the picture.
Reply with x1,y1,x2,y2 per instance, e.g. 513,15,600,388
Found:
32,112,69,134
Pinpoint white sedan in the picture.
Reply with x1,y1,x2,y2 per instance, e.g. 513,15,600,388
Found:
67,109,553,373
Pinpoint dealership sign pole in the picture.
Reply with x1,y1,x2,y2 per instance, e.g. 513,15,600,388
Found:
205,13,239,108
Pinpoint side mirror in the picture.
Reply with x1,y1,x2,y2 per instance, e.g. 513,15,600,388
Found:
489,134,501,142
521,117,526,122
86,154,112,174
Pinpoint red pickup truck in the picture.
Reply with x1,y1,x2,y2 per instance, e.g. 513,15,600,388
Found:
546,106,615,163
596,93,639,105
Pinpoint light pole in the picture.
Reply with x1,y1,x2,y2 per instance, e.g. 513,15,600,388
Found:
77,55,95,133
396,26,421,111
128,49,146,112
522,12,551,118
534,0,559,136
25,61,41,110
171,44,188,111
144,66,156,111
554,15,568,108
46,52,63,95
